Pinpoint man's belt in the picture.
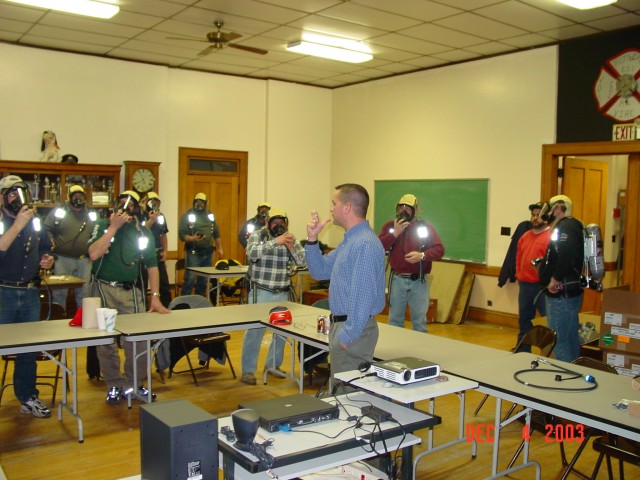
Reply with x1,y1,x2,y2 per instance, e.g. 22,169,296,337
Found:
393,272,423,281
330,314,347,323
189,248,214,255
58,254,87,259
0,279,39,289
96,278,134,290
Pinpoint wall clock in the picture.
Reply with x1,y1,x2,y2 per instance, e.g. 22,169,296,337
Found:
123,161,160,195
593,48,640,122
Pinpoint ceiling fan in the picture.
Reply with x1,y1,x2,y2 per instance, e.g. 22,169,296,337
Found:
168,21,268,56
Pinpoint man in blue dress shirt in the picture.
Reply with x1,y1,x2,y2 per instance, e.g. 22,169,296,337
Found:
305,184,385,383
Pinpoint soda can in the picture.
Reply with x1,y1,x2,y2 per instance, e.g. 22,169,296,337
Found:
317,315,326,334
323,315,331,335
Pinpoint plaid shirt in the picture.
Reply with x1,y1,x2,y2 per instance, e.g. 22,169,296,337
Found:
246,228,305,290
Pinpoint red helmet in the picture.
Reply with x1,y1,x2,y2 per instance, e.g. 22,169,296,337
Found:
269,306,292,325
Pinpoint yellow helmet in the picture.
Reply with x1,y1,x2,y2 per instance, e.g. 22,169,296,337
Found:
121,190,140,203
397,194,418,211
195,192,207,202
146,191,160,200
69,185,85,194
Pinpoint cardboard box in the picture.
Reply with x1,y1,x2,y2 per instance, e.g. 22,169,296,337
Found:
599,289,640,354
603,349,640,377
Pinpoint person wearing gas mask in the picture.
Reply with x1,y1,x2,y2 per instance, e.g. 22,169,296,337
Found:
239,208,305,385
178,192,224,297
43,185,97,314
378,194,444,333
514,202,550,351
88,190,169,405
537,195,584,363
140,192,171,308
238,202,270,249
0,175,55,418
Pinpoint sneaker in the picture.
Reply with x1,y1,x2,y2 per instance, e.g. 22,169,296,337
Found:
20,396,51,418
240,372,257,385
124,385,157,402
105,386,123,404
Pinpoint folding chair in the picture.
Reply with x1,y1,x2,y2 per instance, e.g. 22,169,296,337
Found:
165,295,236,386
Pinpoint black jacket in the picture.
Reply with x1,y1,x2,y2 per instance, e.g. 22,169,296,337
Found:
498,220,531,287
539,216,584,297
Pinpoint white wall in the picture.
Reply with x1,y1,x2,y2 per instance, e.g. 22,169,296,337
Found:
0,43,332,250
330,47,558,314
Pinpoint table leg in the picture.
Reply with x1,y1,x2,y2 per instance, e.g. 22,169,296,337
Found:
54,348,84,442
412,391,476,480
484,396,540,480
127,339,153,408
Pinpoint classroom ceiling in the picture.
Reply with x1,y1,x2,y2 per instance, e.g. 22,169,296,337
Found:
1,0,639,88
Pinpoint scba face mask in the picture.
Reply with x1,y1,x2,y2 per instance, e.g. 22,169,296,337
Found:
70,193,86,208
2,183,32,215
269,221,287,237
114,195,139,217
396,207,415,223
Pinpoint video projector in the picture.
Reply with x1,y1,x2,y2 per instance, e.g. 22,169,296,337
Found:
372,357,440,385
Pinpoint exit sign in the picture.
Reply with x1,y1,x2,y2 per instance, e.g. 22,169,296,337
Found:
612,123,639,141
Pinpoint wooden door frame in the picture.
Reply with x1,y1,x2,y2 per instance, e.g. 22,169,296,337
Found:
178,147,248,261
541,140,640,291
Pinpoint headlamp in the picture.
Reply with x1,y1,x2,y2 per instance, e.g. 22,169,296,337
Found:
54,208,66,219
138,235,149,251
32,217,41,232
157,215,165,225
188,213,196,223
417,225,428,239
247,224,255,234
89,211,97,221
208,213,215,222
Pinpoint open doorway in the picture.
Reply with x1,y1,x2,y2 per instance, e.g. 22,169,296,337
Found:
541,141,640,299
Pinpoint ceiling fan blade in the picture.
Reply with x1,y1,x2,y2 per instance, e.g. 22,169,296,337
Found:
221,32,242,42
198,45,218,56
166,35,206,43
228,44,268,55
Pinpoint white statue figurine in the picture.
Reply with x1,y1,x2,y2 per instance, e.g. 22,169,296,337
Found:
39,130,61,162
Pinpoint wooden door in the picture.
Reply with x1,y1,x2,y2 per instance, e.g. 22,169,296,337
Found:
178,148,248,264
562,157,608,313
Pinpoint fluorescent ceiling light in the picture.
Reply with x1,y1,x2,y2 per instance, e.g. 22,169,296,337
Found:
287,33,373,63
555,0,616,9
6,0,120,19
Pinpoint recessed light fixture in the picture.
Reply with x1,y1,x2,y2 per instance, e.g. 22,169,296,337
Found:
286,32,373,63
556,0,616,9
6,0,120,19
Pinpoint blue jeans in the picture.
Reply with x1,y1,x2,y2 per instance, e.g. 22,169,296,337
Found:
388,275,429,333
545,293,583,362
51,255,91,311
517,281,546,351
241,288,288,374
0,287,40,403
181,250,213,297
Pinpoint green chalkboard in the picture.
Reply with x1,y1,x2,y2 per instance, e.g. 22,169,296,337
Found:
374,179,488,263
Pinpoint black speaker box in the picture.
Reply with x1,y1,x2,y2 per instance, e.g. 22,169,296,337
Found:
140,399,218,480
